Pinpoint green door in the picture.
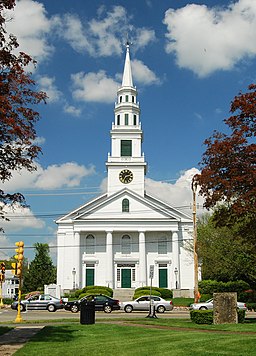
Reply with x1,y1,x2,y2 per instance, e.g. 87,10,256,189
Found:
86,269,94,286
121,269,131,288
159,269,167,288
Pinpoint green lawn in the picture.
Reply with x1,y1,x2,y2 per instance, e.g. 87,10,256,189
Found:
11,319,256,356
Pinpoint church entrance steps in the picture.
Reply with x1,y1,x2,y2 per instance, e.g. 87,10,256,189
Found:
113,288,135,302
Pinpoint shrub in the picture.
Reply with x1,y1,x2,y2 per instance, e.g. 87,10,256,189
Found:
200,294,212,302
190,310,245,324
238,309,246,323
133,290,161,299
3,298,12,305
80,286,113,297
199,280,250,300
190,310,213,324
134,287,172,299
158,288,173,299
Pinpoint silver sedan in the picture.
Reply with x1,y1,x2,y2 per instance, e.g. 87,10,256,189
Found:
11,294,64,312
121,295,174,313
189,298,247,311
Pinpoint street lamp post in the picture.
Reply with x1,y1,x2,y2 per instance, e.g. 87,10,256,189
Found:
72,268,76,290
174,267,178,289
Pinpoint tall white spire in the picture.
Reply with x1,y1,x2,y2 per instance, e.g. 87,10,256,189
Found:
121,42,133,87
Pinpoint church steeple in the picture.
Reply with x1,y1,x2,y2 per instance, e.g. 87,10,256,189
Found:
122,42,133,87
106,44,147,197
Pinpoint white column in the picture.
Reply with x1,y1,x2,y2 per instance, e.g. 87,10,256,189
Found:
139,230,146,286
106,231,113,288
172,231,180,289
73,232,80,289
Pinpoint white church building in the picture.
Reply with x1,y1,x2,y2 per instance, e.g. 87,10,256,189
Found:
56,44,194,296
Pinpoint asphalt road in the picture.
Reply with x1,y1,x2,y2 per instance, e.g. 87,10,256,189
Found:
0,308,191,323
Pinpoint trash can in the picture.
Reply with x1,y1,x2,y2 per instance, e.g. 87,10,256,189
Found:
80,300,95,325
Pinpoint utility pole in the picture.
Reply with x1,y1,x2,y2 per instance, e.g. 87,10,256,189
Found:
192,179,199,303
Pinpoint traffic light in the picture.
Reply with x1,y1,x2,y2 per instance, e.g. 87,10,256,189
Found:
0,262,5,275
15,241,24,277
0,262,5,282
11,262,17,275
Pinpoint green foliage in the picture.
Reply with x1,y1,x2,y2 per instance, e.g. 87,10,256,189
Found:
190,310,213,324
238,310,246,323
77,286,113,299
197,212,256,287
22,243,56,293
3,298,12,305
134,287,172,299
133,290,161,299
199,280,250,300
190,309,245,325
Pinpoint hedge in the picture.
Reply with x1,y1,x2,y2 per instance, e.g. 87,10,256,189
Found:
190,309,246,324
133,290,161,299
198,280,251,301
134,287,173,299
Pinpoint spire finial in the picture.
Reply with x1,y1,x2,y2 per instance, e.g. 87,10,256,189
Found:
122,35,133,87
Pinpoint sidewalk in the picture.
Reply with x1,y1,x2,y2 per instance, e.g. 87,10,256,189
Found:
0,325,44,356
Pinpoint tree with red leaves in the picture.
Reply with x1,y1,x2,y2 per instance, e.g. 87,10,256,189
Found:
0,0,47,225
194,84,256,218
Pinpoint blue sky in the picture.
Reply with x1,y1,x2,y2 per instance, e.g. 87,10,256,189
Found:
1,0,256,261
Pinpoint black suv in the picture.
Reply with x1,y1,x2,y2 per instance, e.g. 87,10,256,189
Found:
64,294,120,313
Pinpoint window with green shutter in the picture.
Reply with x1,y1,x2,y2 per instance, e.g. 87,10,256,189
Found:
117,115,120,125
125,113,128,125
125,95,128,102
133,115,137,125
121,140,132,156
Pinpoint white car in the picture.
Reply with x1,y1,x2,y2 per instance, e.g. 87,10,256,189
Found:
121,295,173,313
190,298,247,311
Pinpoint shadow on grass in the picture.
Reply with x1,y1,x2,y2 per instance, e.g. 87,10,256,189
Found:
30,325,79,343
245,318,256,324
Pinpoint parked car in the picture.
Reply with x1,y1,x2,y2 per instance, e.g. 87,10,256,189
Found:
121,295,174,313
11,294,64,312
189,298,247,311
64,294,120,313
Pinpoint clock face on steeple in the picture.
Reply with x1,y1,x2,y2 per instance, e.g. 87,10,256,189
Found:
119,169,133,184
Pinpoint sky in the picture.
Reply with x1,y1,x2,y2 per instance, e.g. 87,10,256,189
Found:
1,0,256,262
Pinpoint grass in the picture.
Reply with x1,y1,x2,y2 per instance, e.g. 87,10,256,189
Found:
9,318,256,356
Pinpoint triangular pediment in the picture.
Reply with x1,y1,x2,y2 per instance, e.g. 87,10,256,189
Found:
56,189,192,224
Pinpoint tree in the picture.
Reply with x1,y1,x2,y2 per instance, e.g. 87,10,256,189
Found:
0,0,47,224
23,243,56,292
197,212,256,287
194,84,256,218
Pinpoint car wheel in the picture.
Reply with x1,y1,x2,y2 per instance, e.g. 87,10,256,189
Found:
104,305,112,313
199,306,207,310
71,305,79,313
157,305,165,313
19,304,25,312
47,304,56,312
124,305,133,313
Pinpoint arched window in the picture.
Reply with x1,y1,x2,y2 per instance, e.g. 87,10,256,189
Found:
158,236,167,254
122,198,129,212
121,235,131,254
86,234,95,254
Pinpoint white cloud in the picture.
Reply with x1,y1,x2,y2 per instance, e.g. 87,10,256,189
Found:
145,168,205,215
1,203,45,232
53,5,154,58
163,0,256,77
132,59,160,85
1,162,96,191
71,70,119,103
6,0,53,61
64,104,81,117
37,76,62,103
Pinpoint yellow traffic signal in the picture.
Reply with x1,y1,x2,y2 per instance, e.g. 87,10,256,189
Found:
14,241,24,277
11,262,17,275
